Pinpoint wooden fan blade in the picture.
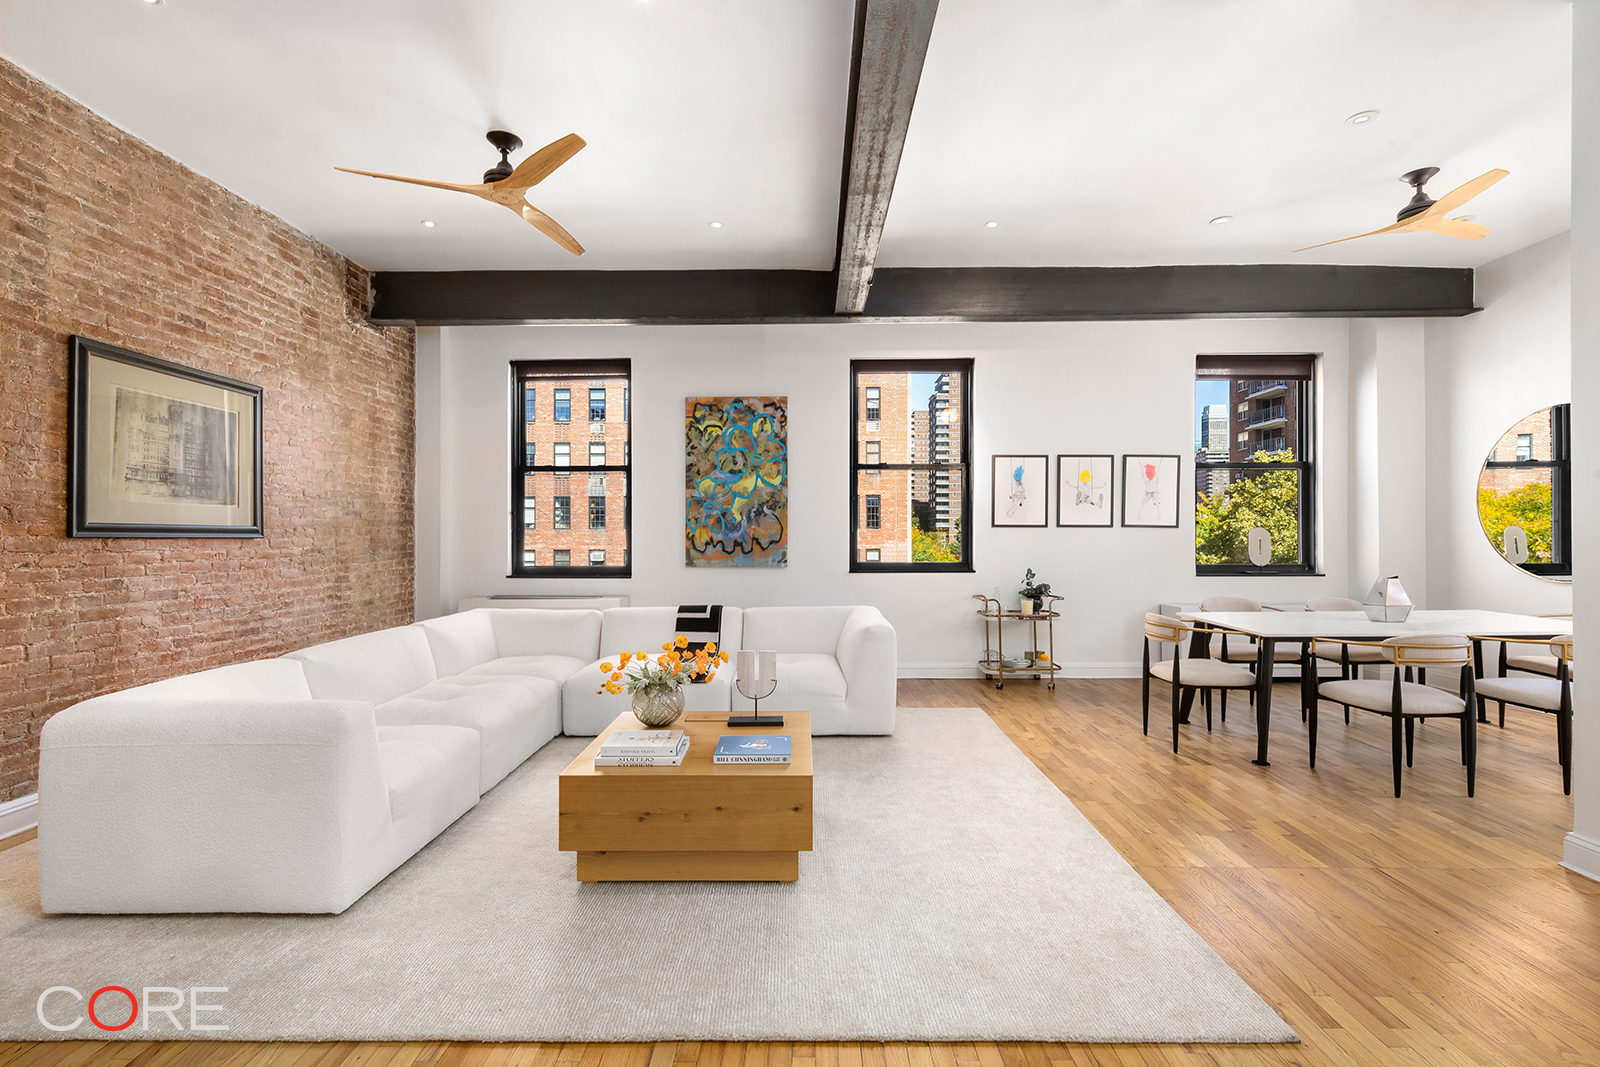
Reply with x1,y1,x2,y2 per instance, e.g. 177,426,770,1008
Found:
335,166,490,197
1423,169,1509,219
1421,216,1492,240
503,133,587,189
518,203,586,256
1293,218,1413,253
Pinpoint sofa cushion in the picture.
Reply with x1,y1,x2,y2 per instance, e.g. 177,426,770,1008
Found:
288,626,438,705
463,655,591,684
560,662,733,736
417,611,500,677
126,659,313,702
489,609,605,661
599,607,743,660
729,652,847,718
375,724,481,826
742,606,855,654
374,675,560,791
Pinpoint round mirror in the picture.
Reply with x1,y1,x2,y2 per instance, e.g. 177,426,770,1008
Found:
1476,404,1570,582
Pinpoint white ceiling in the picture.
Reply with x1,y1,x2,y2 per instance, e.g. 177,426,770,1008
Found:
880,0,1572,268
0,0,1573,272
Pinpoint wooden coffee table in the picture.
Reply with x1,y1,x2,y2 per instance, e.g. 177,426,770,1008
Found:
558,710,812,883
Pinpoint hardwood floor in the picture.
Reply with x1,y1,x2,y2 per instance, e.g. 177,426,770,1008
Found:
5,679,1597,1066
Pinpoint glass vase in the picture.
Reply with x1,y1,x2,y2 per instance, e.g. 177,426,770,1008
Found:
631,686,686,728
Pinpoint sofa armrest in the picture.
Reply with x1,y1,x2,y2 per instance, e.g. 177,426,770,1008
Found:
40,698,394,913
835,606,897,733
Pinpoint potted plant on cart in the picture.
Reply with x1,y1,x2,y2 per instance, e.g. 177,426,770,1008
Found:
1018,569,1051,617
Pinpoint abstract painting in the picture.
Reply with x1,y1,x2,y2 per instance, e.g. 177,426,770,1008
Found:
686,396,788,567
1121,454,1180,528
991,455,1047,527
1057,454,1113,527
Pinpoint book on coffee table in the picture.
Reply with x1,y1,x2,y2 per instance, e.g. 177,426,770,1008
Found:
594,738,690,767
597,729,685,758
713,734,791,764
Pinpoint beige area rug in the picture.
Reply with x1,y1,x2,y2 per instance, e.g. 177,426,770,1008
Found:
0,708,1295,1044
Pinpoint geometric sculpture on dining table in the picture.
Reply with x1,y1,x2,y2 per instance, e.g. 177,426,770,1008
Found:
1361,575,1413,622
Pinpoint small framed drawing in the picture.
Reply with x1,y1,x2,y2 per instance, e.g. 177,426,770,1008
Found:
68,335,264,538
992,455,1048,527
1057,455,1114,527
1121,455,1180,528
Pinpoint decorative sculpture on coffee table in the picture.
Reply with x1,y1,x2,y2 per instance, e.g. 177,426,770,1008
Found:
730,649,781,727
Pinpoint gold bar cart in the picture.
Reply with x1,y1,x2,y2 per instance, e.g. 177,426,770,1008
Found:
973,593,1063,689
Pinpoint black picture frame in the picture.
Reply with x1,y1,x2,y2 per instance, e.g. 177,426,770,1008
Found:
992,454,1048,527
1121,454,1180,528
68,335,264,538
1056,454,1115,527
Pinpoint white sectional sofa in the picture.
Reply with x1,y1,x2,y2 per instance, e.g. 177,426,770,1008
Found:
39,604,895,915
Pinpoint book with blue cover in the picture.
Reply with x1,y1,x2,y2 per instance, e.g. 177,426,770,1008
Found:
713,734,792,764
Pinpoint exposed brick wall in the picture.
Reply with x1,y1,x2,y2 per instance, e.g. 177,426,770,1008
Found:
0,57,416,800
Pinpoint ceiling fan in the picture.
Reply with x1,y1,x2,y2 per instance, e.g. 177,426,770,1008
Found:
1295,166,1509,252
337,130,587,255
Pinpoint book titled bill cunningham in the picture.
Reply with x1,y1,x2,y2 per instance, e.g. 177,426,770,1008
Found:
713,734,792,764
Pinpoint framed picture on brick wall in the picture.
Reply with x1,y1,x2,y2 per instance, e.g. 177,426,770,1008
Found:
68,335,264,538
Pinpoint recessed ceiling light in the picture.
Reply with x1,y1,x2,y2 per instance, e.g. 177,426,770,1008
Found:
1346,110,1379,125
421,220,436,228
709,221,723,228
984,220,999,228
1209,215,1233,225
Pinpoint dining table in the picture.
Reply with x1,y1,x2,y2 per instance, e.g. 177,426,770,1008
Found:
1178,609,1568,766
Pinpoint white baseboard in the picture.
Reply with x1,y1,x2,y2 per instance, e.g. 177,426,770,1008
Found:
0,794,38,841
1561,831,1600,883
897,662,1142,679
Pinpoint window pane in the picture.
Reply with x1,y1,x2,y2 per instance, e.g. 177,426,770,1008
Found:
589,387,606,422
523,500,536,529
554,442,570,466
865,440,880,464
524,387,536,423
553,549,570,566
518,472,629,568
857,467,965,563
1194,378,1300,462
589,441,606,466
554,389,571,422
524,442,535,467
1196,468,1302,565
1488,410,1552,462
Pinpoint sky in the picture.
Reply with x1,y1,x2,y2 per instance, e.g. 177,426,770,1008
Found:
1194,380,1229,446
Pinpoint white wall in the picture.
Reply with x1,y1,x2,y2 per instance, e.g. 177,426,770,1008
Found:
1349,319,1430,606
1425,231,1573,614
420,319,1352,674
1565,0,1598,882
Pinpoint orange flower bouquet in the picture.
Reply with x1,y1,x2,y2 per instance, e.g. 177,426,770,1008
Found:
596,634,730,727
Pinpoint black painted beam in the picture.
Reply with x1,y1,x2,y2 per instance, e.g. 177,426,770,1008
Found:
834,0,940,314
370,264,1477,325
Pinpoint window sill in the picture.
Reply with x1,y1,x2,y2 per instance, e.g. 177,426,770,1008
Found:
1196,566,1324,577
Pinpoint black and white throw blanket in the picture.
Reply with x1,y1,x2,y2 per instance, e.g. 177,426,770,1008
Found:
676,604,723,682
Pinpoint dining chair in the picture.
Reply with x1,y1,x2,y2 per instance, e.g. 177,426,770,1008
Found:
1312,635,1478,798
1198,595,1299,714
1306,595,1386,724
1142,613,1260,754
1495,613,1574,681
1473,635,1573,795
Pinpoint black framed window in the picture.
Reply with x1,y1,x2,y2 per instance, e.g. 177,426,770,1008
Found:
513,360,630,577
1481,403,1570,577
850,359,972,571
1194,354,1317,575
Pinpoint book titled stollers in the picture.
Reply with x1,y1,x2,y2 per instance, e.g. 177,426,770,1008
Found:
594,730,689,766
713,735,792,764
